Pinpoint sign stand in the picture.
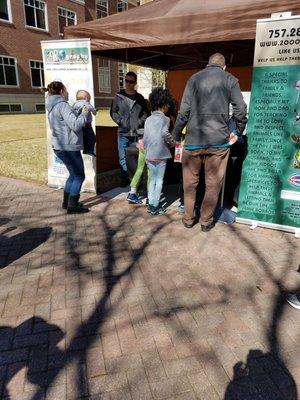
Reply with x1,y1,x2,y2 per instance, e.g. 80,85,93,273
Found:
41,38,96,193
236,14,300,235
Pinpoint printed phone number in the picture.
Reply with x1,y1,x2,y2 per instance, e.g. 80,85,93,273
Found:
268,28,300,38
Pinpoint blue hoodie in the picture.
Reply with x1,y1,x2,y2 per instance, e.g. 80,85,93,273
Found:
46,95,87,151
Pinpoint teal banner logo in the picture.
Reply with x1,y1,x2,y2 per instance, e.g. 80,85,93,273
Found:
44,47,89,64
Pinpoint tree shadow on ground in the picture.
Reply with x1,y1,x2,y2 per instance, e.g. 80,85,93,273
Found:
22,201,176,399
0,196,298,399
0,227,52,269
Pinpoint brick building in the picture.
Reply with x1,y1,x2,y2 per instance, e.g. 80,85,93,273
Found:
0,0,139,113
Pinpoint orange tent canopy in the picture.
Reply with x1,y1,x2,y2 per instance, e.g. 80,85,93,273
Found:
65,0,300,70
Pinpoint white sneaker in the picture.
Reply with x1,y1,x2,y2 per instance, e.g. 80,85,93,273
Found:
286,293,300,310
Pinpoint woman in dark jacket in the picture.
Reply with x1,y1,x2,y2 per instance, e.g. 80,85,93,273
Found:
44,81,89,213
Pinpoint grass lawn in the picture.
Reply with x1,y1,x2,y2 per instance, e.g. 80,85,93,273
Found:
0,110,116,184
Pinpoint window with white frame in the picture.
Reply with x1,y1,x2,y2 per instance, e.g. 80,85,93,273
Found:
58,7,76,35
0,55,18,86
30,60,44,87
35,104,45,112
117,0,128,13
0,0,12,22
118,62,128,89
24,0,47,30
0,104,22,113
96,0,108,18
98,58,111,93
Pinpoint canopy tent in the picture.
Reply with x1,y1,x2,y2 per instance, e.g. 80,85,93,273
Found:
65,0,300,70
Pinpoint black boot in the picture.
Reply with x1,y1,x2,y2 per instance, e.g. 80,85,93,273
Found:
67,195,89,214
63,191,83,209
62,191,69,209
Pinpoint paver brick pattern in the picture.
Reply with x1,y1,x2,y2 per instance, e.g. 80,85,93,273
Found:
0,176,299,399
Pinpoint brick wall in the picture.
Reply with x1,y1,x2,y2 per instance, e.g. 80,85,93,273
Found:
0,0,137,112
0,0,85,96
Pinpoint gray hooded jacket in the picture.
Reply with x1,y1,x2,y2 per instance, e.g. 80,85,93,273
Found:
46,95,87,151
144,111,175,160
110,90,149,136
172,65,247,146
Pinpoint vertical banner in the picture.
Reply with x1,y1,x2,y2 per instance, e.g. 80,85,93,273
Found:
237,16,300,233
41,39,96,192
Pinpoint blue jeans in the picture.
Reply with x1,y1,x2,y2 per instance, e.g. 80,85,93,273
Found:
54,150,85,196
118,135,136,178
146,160,166,207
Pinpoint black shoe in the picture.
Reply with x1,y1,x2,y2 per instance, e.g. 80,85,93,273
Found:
201,222,215,232
183,221,194,228
62,191,83,209
67,195,89,214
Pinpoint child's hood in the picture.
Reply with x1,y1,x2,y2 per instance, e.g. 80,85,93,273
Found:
46,95,66,113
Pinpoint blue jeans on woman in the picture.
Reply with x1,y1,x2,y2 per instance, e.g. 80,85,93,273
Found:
146,160,166,207
54,150,85,196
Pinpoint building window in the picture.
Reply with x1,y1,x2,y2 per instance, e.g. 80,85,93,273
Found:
58,7,76,35
0,104,22,113
29,60,44,88
96,0,108,18
0,0,12,22
118,62,128,89
24,0,47,30
35,104,45,112
98,58,111,93
0,56,18,86
117,0,128,12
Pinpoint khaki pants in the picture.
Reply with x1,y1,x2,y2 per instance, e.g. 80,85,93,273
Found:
182,147,229,226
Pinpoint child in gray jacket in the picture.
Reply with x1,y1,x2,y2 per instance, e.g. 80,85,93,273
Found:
73,90,97,156
143,88,175,215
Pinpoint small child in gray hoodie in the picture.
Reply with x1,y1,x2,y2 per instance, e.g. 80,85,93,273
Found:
143,87,175,215
73,90,97,156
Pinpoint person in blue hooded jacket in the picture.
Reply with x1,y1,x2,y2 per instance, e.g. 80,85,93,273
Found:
44,81,89,213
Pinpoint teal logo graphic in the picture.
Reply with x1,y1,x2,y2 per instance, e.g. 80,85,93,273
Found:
289,174,300,187
44,48,89,64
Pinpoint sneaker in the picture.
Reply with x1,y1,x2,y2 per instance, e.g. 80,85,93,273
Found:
147,204,153,213
127,193,143,205
156,206,166,215
178,204,184,214
150,206,158,215
286,293,300,309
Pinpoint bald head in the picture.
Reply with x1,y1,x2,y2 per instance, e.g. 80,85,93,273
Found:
208,53,226,68
76,90,90,101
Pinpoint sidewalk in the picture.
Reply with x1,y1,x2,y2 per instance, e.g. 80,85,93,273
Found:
0,176,299,400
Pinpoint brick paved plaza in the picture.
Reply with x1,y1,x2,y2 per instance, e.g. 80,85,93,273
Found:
0,176,299,400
